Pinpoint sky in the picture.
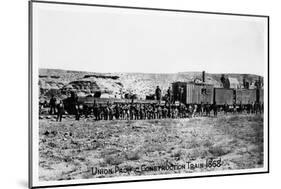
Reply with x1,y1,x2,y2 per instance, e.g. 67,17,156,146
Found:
33,2,268,76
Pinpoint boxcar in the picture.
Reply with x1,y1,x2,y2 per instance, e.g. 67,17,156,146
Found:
172,82,213,104
186,83,214,104
213,88,234,105
236,89,257,104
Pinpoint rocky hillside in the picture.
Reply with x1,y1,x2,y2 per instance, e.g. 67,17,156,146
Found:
39,68,262,101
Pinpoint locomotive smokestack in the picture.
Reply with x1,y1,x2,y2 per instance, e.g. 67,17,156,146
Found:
202,71,205,82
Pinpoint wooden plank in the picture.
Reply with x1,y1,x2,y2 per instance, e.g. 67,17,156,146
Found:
214,88,234,105
78,97,159,105
236,89,257,104
186,84,196,104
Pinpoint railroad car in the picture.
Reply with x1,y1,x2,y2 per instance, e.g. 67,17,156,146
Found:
172,81,263,106
172,82,214,105
236,89,257,104
61,81,263,115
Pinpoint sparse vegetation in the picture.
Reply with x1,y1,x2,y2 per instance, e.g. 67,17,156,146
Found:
39,114,264,181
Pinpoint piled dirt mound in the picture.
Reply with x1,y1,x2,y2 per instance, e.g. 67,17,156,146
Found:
62,77,126,98
39,69,124,98
61,80,100,96
39,80,66,90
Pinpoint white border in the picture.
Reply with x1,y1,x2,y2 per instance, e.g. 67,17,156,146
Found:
30,1,269,188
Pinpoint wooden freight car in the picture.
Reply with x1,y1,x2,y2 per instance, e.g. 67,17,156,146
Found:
213,88,234,105
236,89,257,104
172,82,213,104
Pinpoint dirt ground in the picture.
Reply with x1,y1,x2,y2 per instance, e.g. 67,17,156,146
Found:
39,113,264,181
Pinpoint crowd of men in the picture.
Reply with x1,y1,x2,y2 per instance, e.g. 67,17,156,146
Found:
42,93,263,122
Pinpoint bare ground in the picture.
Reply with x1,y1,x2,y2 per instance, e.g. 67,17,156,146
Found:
39,114,264,181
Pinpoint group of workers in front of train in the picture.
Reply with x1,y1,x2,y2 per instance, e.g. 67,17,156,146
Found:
44,86,263,122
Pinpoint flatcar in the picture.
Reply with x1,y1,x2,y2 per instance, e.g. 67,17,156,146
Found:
77,96,159,106
63,94,159,115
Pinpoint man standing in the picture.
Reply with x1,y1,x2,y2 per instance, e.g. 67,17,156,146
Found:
179,87,184,103
224,102,228,115
75,104,81,121
104,104,109,120
206,103,211,117
155,86,162,101
93,101,99,121
56,100,64,122
213,101,218,117
49,95,57,115
167,87,172,103
239,101,243,114
200,102,204,116
115,104,120,120
98,104,103,120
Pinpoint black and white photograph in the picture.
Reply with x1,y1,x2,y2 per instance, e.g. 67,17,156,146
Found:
29,0,269,188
